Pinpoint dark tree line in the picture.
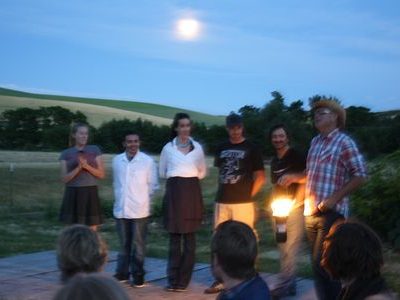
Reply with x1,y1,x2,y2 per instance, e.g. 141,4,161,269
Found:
0,93,399,158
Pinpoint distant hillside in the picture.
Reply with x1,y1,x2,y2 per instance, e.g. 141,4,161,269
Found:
0,87,225,126
375,110,400,119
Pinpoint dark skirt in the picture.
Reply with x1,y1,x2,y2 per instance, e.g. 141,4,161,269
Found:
163,177,204,233
60,186,103,226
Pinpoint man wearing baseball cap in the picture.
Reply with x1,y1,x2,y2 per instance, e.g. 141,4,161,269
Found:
279,97,367,299
204,112,266,294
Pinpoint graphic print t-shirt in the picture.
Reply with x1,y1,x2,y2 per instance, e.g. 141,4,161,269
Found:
270,147,306,201
214,140,264,204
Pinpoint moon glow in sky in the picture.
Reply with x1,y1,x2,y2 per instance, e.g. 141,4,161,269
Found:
175,18,201,40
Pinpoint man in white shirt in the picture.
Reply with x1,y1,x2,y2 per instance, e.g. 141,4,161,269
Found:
112,132,159,287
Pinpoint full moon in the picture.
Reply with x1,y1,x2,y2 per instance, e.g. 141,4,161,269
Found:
176,18,201,40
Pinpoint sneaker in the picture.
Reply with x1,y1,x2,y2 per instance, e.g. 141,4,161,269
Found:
132,275,145,288
113,273,129,283
204,281,224,294
165,285,177,292
174,286,187,292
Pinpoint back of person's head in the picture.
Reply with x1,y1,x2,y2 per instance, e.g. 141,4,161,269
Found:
56,224,108,282
211,220,257,280
53,273,130,300
322,220,383,281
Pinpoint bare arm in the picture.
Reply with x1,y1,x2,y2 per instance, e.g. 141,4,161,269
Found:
60,160,82,183
319,176,366,212
197,146,207,180
251,170,266,197
277,171,306,187
80,155,105,179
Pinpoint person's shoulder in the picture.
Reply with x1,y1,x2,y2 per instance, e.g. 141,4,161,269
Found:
216,140,230,148
289,147,306,158
191,139,202,147
59,147,74,159
139,151,155,162
241,275,270,299
86,145,102,153
113,152,125,162
245,139,261,150
162,141,173,151
337,131,359,149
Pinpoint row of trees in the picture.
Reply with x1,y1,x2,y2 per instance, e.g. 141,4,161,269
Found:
0,91,399,158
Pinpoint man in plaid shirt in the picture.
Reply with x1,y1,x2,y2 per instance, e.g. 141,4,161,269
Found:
279,97,367,300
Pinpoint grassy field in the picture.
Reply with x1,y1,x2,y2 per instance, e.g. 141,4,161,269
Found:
0,87,225,126
0,150,399,293
0,95,172,127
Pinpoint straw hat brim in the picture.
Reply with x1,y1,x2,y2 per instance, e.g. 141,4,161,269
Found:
312,100,346,129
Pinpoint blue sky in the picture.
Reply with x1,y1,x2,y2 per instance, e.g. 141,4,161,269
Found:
1,0,399,115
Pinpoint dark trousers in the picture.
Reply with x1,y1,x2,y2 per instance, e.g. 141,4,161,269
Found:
167,232,196,288
305,211,344,300
115,218,148,279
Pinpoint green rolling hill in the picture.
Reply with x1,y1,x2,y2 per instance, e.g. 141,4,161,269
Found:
0,87,225,126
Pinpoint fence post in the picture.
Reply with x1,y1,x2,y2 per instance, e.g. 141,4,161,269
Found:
9,163,15,205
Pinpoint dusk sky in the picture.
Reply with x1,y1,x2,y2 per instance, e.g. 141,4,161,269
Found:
1,0,399,115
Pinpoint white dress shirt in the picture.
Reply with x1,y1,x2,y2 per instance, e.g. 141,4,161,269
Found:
112,151,159,219
159,137,207,179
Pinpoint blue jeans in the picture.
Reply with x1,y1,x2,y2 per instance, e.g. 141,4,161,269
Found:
115,217,148,279
274,206,304,290
305,211,344,300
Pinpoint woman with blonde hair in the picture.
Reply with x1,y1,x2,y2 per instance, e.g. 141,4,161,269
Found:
53,273,130,300
56,224,108,282
59,123,105,230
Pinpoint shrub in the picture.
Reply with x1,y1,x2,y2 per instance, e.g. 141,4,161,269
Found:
351,150,400,250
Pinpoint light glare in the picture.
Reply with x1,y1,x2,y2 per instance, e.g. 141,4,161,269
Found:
176,18,201,40
271,198,294,217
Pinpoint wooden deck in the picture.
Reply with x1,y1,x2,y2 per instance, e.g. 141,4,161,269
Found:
0,251,317,299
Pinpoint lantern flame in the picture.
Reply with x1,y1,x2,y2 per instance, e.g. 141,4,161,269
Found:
271,198,294,217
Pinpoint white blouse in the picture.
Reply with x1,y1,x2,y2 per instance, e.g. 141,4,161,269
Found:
159,137,207,179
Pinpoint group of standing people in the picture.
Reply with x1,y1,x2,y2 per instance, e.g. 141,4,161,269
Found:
58,97,388,300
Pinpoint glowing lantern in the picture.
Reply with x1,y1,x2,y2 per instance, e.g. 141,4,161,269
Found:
271,198,294,243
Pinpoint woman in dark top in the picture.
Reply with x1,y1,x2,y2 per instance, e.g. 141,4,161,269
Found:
59,123,105,231
159,113,207,292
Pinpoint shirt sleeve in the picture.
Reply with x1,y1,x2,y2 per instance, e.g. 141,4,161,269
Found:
159,144,168,178
293,149,307,172
93,145,102,157
270,157,278,184
214,144,221,168
251,144,265,171
59,149,67,161
341,137,367,178
149,159,159,195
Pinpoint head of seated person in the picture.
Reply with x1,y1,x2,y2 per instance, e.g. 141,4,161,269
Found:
322,220,393,299
211,220,258,285
53,273,130,300
56,224,107,282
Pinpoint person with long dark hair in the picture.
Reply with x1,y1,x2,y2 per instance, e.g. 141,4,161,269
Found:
59,123,105,231
321,220,395,300
159,112,207,292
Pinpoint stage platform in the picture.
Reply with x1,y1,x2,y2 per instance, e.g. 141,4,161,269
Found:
0,251,317,299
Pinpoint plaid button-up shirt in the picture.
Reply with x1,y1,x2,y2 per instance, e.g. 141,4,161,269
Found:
305,129,367,217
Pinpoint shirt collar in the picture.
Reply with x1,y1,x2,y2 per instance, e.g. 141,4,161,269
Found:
220,275,258,299
172,137,193,148
318,128,339,141
123,151,141,162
